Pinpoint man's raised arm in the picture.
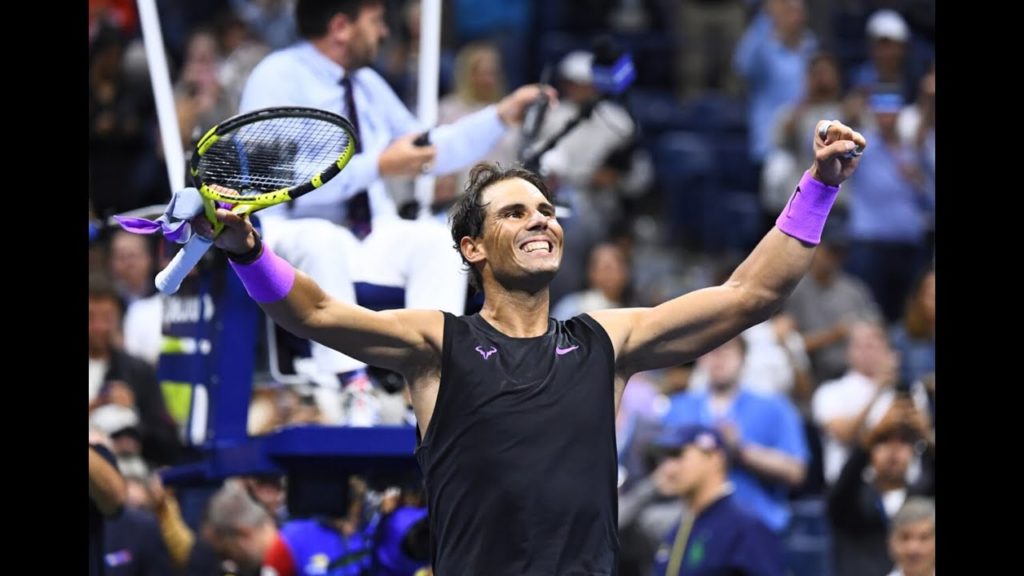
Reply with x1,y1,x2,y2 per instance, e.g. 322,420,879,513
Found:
594,120,867,375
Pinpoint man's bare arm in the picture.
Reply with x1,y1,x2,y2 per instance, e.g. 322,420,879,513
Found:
263,269,443,373
594,120,866,376
201,207,443,375
596,227,818,373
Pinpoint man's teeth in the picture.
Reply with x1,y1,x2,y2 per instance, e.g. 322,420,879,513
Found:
524,241,549,253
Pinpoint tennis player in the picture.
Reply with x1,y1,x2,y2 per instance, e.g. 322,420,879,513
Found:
197,120,865,574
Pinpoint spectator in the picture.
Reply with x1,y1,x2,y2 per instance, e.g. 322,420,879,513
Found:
104,473,176,576
845,88,933,322
90,436,127,576
108,230,155,303
537,50,651,301
763,52,851,216
650,424,785,576
662,337,808,533
108,231,163,366
435,41,517,211
811,321,929,485
827,400,934,576
552,242,634,320
849,10,919,107
887,497,936,576
89,24,165,218
896,63,935,203
203,480,370,575
174,27,232,148
89,275,181,466
889,268,935,390
734,0,817,166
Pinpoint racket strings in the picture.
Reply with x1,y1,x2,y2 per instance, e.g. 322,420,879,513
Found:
198,117,351,195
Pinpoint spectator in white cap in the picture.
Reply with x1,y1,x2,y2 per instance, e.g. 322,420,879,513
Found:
538,49,640,193
850,9,917,106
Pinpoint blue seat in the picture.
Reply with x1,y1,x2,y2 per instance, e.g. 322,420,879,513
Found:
702,188,763,254
784,497,833,576
687,93,748,135
712,133,758,193
630,88,697,141
654,131,717,247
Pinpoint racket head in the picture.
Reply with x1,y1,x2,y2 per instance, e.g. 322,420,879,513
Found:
189,106,358,209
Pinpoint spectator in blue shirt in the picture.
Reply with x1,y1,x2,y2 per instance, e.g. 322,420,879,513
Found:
844,89,933,322
651,424,785,576
734,0,818,164
662,336,809,532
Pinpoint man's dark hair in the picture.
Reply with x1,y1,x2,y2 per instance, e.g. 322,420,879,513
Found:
449,162,554,292
296,0,382,39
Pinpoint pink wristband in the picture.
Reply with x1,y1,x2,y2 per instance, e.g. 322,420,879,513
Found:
229,244,296,303
775,171,840,245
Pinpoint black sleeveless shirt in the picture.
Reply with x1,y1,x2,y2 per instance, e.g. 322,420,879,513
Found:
415,313,620,575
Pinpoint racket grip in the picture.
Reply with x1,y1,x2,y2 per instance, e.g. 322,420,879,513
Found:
155,235,215,294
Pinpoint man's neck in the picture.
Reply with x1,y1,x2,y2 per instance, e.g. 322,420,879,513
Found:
479,288,552,338
311,36,348,68
687,480,731,518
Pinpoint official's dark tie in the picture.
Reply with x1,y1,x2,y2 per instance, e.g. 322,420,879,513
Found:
340,74,371,239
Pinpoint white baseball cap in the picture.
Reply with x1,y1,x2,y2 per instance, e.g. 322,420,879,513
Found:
866,9,909,43
559,50,594,85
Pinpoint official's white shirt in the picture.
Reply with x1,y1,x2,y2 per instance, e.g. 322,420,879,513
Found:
240,41,507,225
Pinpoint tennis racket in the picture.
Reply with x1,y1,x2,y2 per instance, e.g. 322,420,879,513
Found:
155,106,358,294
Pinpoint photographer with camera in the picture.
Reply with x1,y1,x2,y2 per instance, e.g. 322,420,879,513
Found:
524,44,653,302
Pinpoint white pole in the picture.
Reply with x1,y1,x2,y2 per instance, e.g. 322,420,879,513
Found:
414,0,442,219
136,0,185,191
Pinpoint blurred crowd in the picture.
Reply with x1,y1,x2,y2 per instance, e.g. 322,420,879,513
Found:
88,0,935,574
